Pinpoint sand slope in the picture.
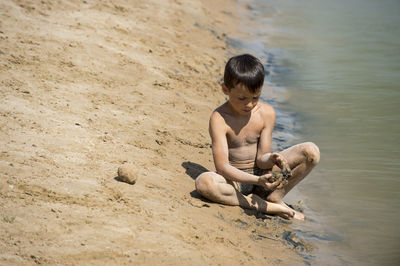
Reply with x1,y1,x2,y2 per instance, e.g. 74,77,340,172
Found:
0,0,305,264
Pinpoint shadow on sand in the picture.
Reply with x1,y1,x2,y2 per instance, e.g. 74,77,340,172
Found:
181,161,209,180
181,161,215,204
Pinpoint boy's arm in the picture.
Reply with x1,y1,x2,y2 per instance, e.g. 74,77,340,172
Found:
209,112,259,184
256,105,289,170
255,105,275,169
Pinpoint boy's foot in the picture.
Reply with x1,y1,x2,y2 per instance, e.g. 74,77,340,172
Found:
280,201,305,220
276,209,304,220
277,212,292,220
292,210,305,221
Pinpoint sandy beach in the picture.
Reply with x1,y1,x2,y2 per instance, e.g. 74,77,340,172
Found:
0,0,307,264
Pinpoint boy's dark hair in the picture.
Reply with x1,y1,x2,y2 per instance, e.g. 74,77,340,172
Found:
224,54,265,93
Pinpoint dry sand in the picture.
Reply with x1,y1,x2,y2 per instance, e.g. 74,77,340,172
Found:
0,0,307,264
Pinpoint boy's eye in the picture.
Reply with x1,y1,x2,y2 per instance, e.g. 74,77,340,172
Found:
238,97,246,101
253,97,259,100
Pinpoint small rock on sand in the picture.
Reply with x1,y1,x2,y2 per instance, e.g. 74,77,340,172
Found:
117,164,138,184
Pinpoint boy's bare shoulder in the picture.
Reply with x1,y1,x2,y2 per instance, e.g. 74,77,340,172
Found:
209,103,228,129
210,102,229,121
257,101,276,119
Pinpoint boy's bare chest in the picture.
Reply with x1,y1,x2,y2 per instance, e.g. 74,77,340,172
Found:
225,120,263,148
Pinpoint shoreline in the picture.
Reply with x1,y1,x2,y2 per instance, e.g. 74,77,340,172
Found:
1,0,306,264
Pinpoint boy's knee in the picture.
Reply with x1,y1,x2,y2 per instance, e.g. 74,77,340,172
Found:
302,142,320,165
195,172,216,197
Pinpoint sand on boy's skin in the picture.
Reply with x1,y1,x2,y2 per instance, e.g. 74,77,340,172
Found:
0,0,304,264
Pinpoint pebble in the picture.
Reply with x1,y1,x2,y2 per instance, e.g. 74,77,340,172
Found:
117,163,138,184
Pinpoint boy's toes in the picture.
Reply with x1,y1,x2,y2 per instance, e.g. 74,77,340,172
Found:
293,211,305,221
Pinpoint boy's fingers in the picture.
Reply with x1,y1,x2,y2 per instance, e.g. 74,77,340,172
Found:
259,175,272,189
273,154,292,174
270,153,280,164
260,174,284,190
271,153,286,169
282,161,291,172
278,177,285,188
271,179,282,190
281,166,292,179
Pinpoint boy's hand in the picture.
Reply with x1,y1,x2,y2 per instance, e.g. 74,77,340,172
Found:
270,153,292,179
257,173,284,191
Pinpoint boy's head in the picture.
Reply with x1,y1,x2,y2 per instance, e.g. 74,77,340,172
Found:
222,54,265,115
223,54,265,93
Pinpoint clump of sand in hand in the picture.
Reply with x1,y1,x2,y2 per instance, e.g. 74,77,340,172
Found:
117,164,138,184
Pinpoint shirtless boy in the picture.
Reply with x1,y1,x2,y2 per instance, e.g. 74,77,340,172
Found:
195,54,320,220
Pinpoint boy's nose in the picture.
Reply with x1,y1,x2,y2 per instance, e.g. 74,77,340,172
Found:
246,102,254,108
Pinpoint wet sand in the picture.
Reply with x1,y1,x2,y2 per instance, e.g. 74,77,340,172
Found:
0,0,307,264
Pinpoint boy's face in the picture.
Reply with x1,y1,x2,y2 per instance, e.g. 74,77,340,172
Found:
222,83,261,116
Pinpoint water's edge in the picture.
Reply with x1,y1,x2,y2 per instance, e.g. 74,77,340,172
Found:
233,0,400,265
224,1,319,264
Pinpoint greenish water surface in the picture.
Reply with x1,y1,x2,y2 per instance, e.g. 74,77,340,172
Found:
234,0,400,264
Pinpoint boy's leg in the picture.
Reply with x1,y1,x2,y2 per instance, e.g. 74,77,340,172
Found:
266,142,320,219
195,172,294,219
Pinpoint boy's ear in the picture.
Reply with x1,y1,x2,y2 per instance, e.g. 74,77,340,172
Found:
221,83,230,95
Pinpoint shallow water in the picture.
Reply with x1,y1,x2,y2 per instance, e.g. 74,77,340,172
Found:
232,0,400,264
